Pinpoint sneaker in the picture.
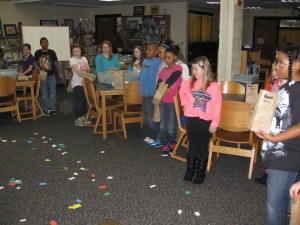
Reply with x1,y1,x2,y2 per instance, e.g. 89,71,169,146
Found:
75,117,84,126
161,145,170,157
149,140,163,148
168,143,176,154
48,109,56,116
144,137,155,144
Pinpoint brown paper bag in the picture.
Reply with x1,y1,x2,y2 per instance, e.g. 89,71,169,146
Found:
248,89,278,133
67,79,73,93
153,103,160,122
152,82,169,105
39,71,47,80
113,70,124,89
290,196,300,225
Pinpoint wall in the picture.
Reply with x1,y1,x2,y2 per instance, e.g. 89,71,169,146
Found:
88,2,188,56
242,8,293,47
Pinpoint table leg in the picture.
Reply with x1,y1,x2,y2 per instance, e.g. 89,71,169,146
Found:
101,94,107,140
30,83,36,121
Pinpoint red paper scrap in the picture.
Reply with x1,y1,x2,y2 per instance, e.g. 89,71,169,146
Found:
91,174,96,178
8,182,17,186
50,221,57,225
98,185,107,189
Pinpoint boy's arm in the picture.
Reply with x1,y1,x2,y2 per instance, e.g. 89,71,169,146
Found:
255,123,300,142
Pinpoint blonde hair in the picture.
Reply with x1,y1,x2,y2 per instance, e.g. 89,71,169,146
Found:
190,56,215,91
100,40,113,60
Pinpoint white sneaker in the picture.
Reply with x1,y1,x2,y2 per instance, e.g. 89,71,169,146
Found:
144,137,154,144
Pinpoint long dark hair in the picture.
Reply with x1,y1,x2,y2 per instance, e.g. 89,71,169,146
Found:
130,46,145,68
279,46,299,81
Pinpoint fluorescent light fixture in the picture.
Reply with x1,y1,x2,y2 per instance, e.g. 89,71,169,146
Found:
13,0,43,3
99,0,121,1
53,2,100,7
245,7,262,9
206,1,220,4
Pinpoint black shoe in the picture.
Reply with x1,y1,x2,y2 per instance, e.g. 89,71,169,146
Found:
254,173,268,185
183,157,196,182
193,158,208,184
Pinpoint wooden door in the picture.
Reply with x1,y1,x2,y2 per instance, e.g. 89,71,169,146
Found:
95,14,121,49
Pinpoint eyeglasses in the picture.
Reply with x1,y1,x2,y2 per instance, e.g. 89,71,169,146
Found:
275,60,287,68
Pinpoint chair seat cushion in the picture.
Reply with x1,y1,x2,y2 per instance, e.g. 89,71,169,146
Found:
216,128,250,143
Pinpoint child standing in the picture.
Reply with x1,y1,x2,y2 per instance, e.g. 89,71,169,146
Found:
158,39,189,84
255,46,300,225
19,43,34,77
138,42,161,145
179,56,222,184
152,46,182,156
69,45,91,126
95,40,120,75
128,46,145,74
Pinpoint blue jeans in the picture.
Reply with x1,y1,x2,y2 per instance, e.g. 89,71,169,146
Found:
40,74,56,111
267,169,297,225
142,96,159,139
157,102,177,145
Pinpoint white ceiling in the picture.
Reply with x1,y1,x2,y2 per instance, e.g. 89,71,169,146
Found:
9,0,300,9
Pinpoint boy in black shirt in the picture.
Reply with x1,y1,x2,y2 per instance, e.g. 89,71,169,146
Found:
33,37,62,116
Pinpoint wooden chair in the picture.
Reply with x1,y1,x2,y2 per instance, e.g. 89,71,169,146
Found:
290,196,300,225
219,81,245,95
207,100,258,179
113,81,143,140
170,90,188,162
17,69,44,120
259,59,272,89
0,76,21,123
82,78,116,134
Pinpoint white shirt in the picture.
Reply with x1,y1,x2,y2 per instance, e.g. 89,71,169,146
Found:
69,56,89,88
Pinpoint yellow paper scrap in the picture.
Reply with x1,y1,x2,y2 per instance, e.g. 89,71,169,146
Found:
68,203,82,209
45,159,52,162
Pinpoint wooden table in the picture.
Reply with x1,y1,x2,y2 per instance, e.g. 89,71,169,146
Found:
94,82,124,140
16,80,36,121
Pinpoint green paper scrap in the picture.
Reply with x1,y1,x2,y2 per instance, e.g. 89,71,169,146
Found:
79,167,85,171
32,148,37,151
104,192,110,197
9,178,16,182
185,191,191,195
63,167,69,170
45,159,52,162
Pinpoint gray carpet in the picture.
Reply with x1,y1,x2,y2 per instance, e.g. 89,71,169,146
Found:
0,85,267,225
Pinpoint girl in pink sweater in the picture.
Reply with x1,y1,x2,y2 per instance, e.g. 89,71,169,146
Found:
179,56,222,184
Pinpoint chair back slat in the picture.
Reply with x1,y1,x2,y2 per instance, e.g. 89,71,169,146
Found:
123,81,142,112
0,76,16,98
82,78,100,110
219,100,251,132
174,89,185,133
219,81,245,95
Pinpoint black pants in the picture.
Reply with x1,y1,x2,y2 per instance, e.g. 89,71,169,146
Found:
73,85,87,119
186,117,212,159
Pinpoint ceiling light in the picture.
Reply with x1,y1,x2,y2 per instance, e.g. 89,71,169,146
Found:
53,2,100,7
206,1,220,4
99,0,121,1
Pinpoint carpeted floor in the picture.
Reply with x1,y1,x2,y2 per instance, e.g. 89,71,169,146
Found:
0,85,267,225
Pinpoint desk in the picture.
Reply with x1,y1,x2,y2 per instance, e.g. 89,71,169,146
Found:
94,82,124,140
16,80,36,121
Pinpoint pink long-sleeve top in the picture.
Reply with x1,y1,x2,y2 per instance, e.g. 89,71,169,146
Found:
179,78,222,128
157,64,182,103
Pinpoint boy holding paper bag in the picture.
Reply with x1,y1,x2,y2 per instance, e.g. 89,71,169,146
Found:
255,46,300,225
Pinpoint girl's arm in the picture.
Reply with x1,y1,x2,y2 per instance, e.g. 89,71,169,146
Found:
165,69,182,88
113,54,121,70
179,80,190,106
20,65,33,76
209,84,222,133
95,55,102,75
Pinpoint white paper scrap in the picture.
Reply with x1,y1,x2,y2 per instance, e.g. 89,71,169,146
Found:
73,173,78,176
77,161,81,164
149,185,156,188
42,136,46,139
194,212,200,217
16,187,21,190
62,152,67,155
52,144,57,147
20,219,26,222
101,151,105,153
107,176,113,179
0,186,4,189
43,141,48,144
68,177,75,180
91,179,96,182
57,148,62,151
178,210,182,215
12,140,17,142
34,133,38,135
